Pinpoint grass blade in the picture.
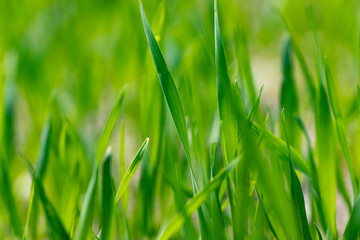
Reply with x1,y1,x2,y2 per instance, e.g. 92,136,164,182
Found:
139,1,192,166
280,38,300,151
343,196,360,239
101,150,114,240
114,138,149,204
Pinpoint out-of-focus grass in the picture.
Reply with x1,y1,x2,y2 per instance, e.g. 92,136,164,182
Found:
1,0,360,239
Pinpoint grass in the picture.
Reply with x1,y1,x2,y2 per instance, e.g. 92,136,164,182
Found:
1,0,360,239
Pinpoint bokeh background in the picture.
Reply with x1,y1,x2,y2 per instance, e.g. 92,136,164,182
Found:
1,0,360,238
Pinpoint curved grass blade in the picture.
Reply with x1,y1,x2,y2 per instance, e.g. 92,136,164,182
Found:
343,196,360,239
281,110,311,239
139,1,192,168
114,138,149,204
96,87,126,165
157,157,240,240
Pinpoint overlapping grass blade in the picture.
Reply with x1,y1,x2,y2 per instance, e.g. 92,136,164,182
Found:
114,137,149,204
157,157,240,240
281,110,311,239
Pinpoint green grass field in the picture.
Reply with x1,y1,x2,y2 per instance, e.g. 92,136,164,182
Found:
1,0,360,239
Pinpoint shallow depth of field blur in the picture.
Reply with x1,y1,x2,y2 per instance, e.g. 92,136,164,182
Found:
1,0,360,239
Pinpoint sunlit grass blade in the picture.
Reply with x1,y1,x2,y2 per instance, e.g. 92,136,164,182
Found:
101,149,114,240
114,138,149,204
157,157,240,240
281,109,311,239
324,61,358,196
343,196,360,239
96,86,126,165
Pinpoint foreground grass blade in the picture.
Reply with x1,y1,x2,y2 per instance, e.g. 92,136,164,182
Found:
114,138,149,204
101,151,114,240
157,157,240,240
324,61,358,196
281,110,311,239
96,87,126,165
343,196,360,239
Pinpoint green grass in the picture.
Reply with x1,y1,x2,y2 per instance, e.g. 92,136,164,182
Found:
1,0,360,239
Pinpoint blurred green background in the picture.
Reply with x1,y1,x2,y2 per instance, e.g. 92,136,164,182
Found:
1,0,360,238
